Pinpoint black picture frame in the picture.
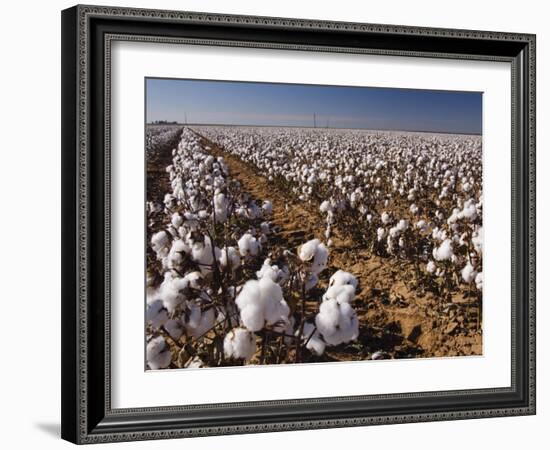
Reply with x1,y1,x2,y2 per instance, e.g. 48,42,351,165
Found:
61,4,536,444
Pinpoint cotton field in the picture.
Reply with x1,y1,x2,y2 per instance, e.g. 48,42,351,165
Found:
145,125,483,370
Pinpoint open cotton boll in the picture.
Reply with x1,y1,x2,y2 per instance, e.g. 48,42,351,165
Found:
315,298,359,346
299,239,329,275
302,322,326,356
256,258,288,284
237,233,261,257
218,246,241,271
146,336,172,370
171,212,183,228
260,221,271,235
461,262,477,283
213,192,228,223
433,239,454,261
163,238,190,270
224,327,256,361
377,227,386,241
146,299,168,329
164,318,184,340
262,200,273,216
410,204,419,215
396,219,409,232
328,270,358,290
235,277,290,332
299,238,320,262
184,303,216,339
153,275,186,314
319,200,332,213
426,260,436,274
381,212,391,225
310,243,329,275
475,272,483,290
472,227,483,254
322,284,356,304
151,230,170,257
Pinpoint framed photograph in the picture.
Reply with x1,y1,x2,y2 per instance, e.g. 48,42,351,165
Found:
61,5,536,444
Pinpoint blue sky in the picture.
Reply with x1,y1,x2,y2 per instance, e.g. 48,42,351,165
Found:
146,78,482,134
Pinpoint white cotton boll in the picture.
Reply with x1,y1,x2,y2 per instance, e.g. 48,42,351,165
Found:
235,277,290,332
389,226,400,239
164,319,184,340
398,237,405,248
320,200,332,213
298,239,329,275
171,213,183,228
218,246,241,271
151,231,170,256
461,262,477,283
224,327,256,361
459,200,477,221
154,276,185,314
475,272,483,290
146,336,172,370
381,212,391,224
410,204,419,215
302,322,326,356
256,259,279,281
433,239,454,261
262,200,273,216
163,239,190,270
397,219,409,231
246,203,263,219
472,227,483,254
328,270,358,290
377,227,386,241
179,271,202,290
299,238,320,262
146,299,168,329
239,303,265,331
260,221,271,234
315,298,359,346
322,284,356,304
238,233,261,257
191,236,219,274
213,192,228,223
426,261,436,274
184,304,216,339
310,243,329,275
366,214,373,222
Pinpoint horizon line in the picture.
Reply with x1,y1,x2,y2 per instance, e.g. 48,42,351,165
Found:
146,122,482,136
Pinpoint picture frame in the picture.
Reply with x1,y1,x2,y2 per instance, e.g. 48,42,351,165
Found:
61,4,536,444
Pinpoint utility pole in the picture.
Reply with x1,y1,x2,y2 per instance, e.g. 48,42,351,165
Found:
184,112,188,125
313,113,316,128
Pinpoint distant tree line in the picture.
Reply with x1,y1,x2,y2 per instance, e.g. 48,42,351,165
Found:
152,120,179,125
